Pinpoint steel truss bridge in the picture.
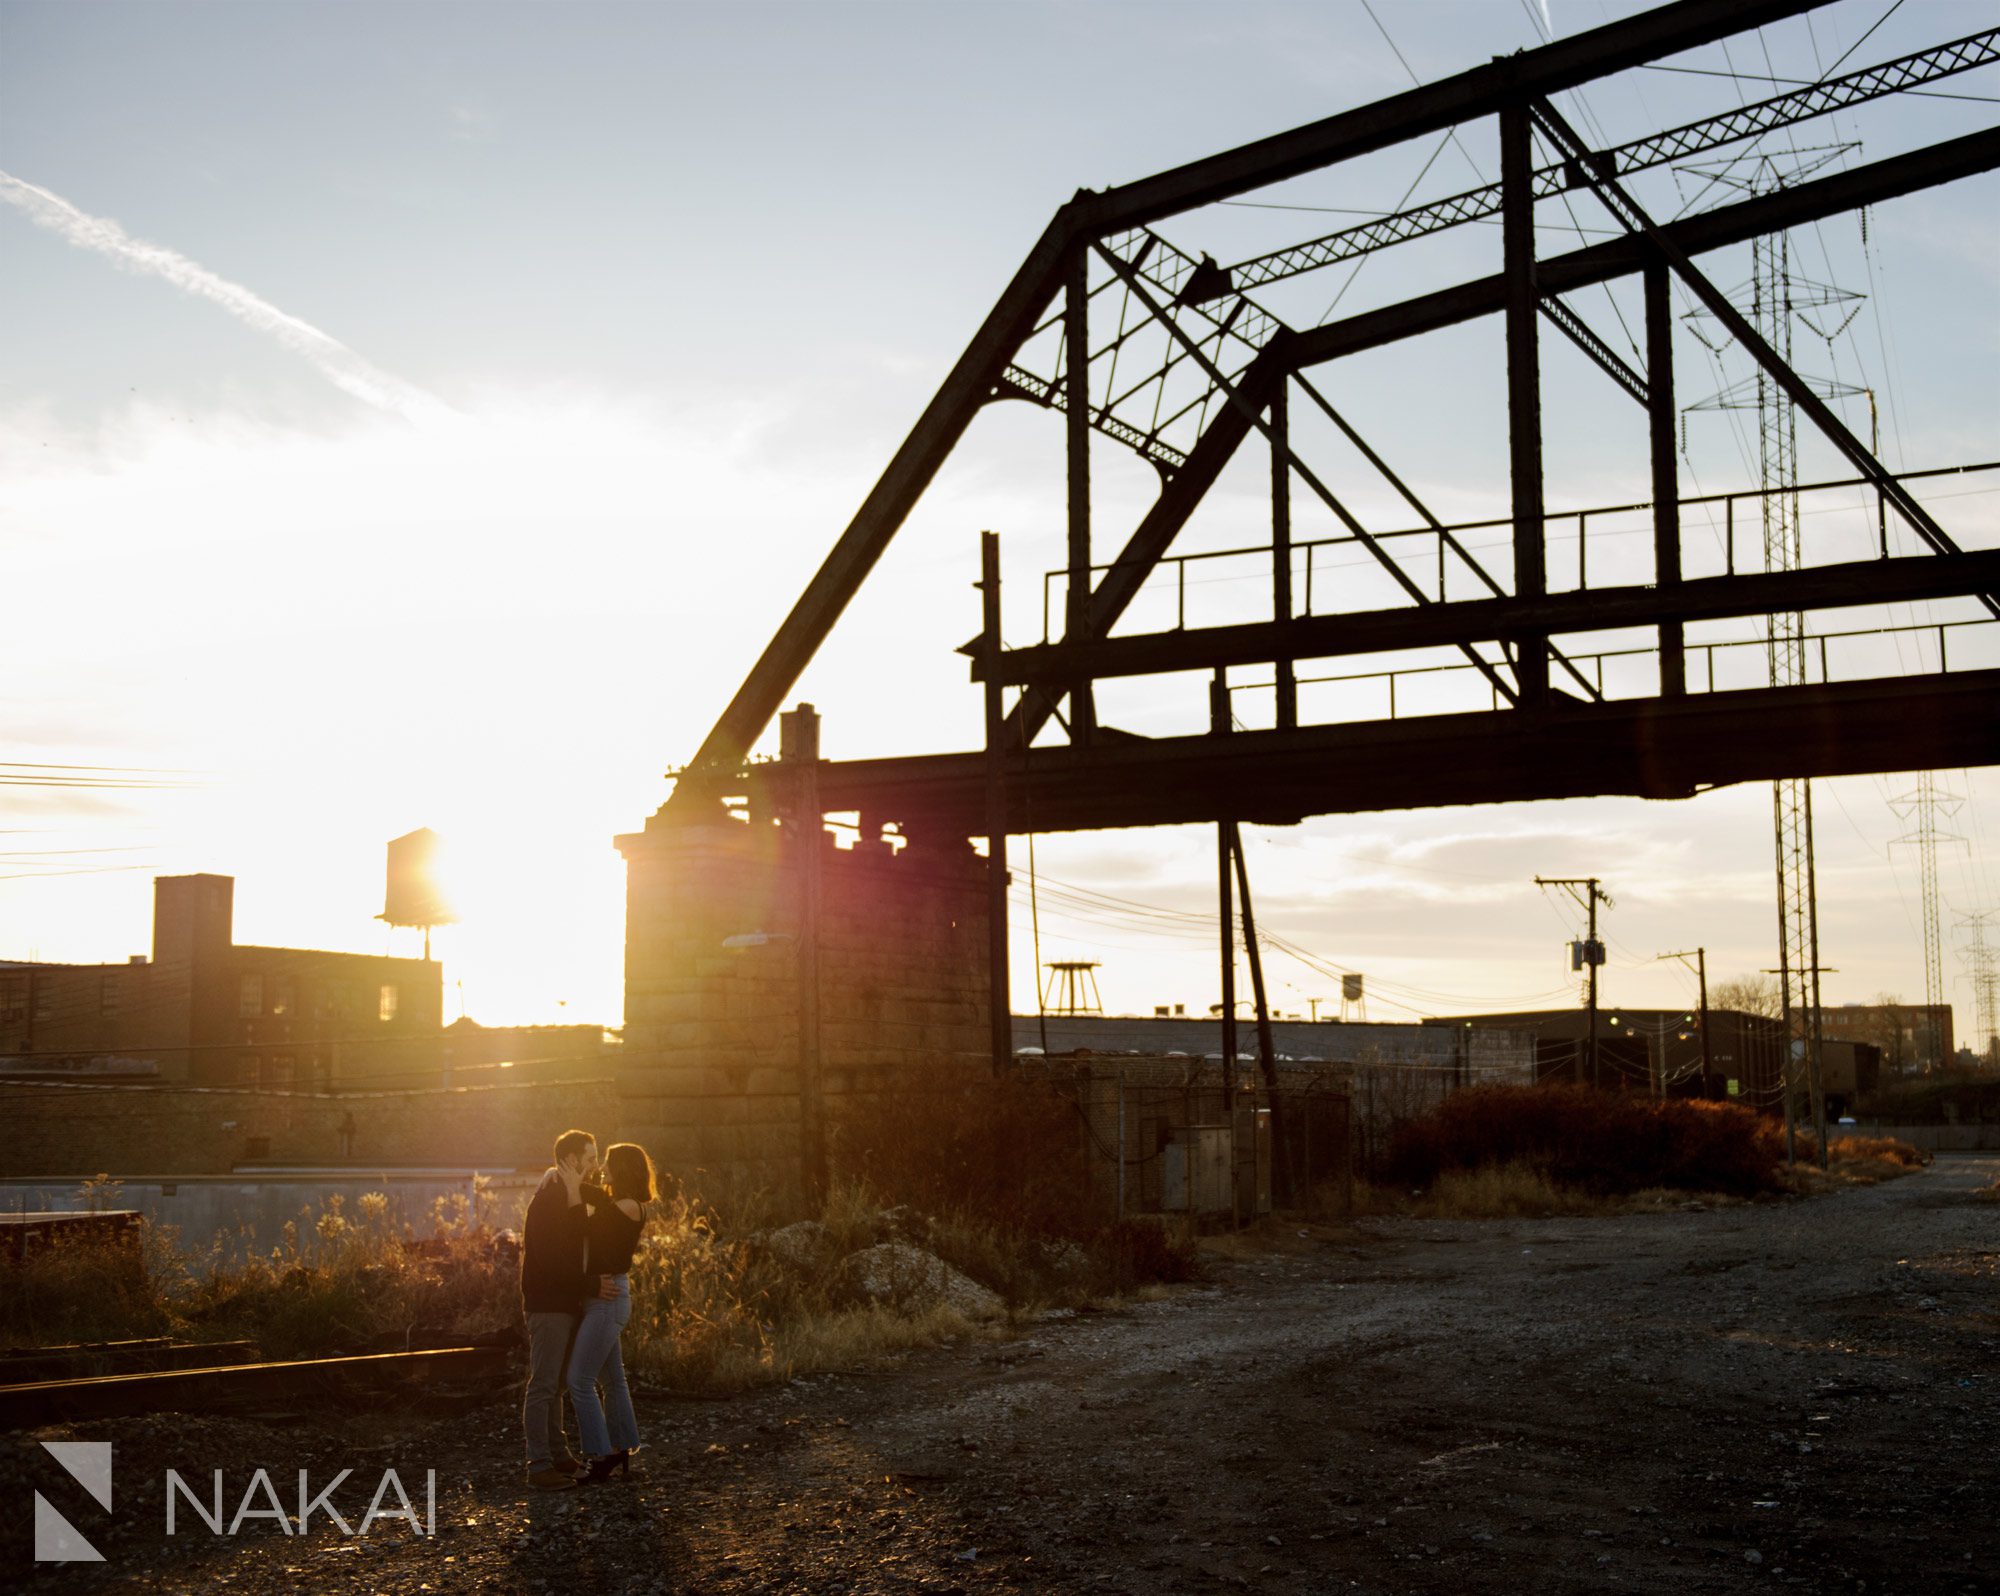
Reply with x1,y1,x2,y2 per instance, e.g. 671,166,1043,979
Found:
666,0,1998,841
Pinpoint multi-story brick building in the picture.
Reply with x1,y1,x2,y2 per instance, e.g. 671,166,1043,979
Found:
1814,1003,1953,1075
0,874,442,1089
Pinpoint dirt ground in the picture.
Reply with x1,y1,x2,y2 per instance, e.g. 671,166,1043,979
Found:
9,1154,1997,1595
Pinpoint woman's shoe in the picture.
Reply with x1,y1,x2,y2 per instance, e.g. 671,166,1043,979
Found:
581,1451,631,1484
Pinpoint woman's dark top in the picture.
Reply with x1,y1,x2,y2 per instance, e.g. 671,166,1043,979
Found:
581,1184,645,1276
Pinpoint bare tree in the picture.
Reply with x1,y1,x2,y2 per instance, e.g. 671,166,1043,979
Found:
1711,972,1782,1018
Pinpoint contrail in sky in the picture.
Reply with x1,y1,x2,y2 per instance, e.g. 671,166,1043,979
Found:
0,169,449,422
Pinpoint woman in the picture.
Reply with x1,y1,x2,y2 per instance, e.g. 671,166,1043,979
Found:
567,1140,652,1482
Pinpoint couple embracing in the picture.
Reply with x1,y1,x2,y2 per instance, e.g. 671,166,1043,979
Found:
519,1128,654,1489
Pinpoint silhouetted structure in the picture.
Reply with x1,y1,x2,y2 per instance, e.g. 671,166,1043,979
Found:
0,874,442,1088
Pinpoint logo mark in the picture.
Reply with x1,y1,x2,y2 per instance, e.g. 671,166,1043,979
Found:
35,1441,112,1562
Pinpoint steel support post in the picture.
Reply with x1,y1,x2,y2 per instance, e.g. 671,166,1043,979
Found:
1229,821,1292,1205
781,705,827,1203
980,532,1011,1074
1271,380,1298,730
1528,96,1997,617
1501,103,1550,704
1647,263,1686,696
1212,670,1236,1110
1065,247,1096,742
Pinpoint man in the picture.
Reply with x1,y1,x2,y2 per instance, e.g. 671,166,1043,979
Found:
520,1128,602,1490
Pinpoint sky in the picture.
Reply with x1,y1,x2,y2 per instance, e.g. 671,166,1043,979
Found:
2,0,1996,1040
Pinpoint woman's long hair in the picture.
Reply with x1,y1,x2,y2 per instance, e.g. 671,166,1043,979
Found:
603,1142,656,1205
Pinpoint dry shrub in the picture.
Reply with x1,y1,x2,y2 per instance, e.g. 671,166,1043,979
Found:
623,1182,786,1392
622,1181,1026,1394
617,1076,1205,1394
0,1226,167,1346
1384,1084,1786,1198
179,1186,517,1358
1827,1134,1927,1169
1,1186,519,1356
1783,1132,1930,1189
830,1074,1200,1297
1095,1216,1201,1293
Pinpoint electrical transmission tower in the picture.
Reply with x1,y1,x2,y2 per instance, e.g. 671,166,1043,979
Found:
1685,148,1866,1160
1957,910,1998,1066
1890,774,1963,1072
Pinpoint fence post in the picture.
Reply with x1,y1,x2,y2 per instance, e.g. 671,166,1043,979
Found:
1116,1074,1126,1219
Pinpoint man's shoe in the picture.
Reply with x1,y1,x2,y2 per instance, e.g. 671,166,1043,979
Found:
528,1468,577,1490
552,1454,584,1477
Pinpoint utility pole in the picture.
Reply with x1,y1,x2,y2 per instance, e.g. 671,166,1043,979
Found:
1891,776,1964,1072
1537,876,1611,1088
1685,150,1860,1175
1659,948,1713,1098
979,532,1011,1076
1765,962,1834,1169
1956,910,1997,1067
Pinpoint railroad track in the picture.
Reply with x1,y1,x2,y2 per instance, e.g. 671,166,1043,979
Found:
0,1337,259,1384
0,1344,510,1428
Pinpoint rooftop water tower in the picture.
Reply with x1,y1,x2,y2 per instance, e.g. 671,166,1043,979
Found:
379,828,456,960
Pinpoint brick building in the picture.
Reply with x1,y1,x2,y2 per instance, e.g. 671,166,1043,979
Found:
1815,1003,1953,1075
0,873,442,1090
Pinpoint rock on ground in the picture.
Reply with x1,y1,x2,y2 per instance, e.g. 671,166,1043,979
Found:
835,1242,1005,1319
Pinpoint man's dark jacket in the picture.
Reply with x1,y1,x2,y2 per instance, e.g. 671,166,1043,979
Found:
519,1177,589,1314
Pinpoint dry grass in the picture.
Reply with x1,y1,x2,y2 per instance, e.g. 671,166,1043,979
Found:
1,1180,519,1357
1779,1133,1931,1193
620,1077,1202,1393
620,1174,1199,1395
10,1078,1200,1390
1353,1162,1607,1219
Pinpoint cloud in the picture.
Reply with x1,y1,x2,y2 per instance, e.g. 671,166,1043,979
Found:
0,170,451,424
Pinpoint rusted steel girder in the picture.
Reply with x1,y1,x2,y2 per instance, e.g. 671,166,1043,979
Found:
738,671,2000,837
675,0,1836,783
975,552,2000,689
1286,126,2000,370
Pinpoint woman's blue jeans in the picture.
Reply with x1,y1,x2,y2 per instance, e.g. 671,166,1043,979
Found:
567,1275,638,1457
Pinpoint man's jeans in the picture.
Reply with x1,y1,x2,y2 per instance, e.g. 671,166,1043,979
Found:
523,1310,577,1469
567,1276,638,1457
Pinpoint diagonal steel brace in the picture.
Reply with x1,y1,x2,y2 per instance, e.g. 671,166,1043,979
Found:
1289,372,1603,703
1527,95,1999,619
1095,241,1522,708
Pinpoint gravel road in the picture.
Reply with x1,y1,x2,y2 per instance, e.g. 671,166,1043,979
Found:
11,1154,1997,1595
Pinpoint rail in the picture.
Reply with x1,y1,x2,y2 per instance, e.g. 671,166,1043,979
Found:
1223,614,1998,721
1040,459,2000,643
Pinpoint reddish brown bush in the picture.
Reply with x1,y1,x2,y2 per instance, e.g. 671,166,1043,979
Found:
1383,1085,1785,1198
